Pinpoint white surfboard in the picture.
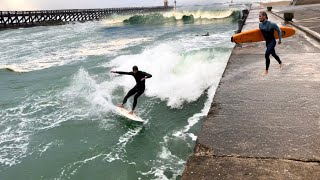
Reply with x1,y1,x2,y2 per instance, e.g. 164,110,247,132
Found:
115,106,144,123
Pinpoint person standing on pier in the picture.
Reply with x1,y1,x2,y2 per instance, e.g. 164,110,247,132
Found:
111,66,152,114
259,11,283,75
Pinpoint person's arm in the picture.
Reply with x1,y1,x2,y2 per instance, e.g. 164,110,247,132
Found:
259,22,262,30
111,71,133,75
272,22,282,44
140,72,152,81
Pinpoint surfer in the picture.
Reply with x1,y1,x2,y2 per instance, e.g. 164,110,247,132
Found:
196,32,210,36
259,11,283,75
111,66,152,114
202,32,210,36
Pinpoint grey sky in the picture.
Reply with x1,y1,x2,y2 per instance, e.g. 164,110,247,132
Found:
0,0,279,10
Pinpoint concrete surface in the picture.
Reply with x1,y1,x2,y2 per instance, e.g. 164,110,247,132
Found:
181,3,320,180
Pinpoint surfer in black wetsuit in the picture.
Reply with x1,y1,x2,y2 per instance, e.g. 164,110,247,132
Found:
111,66,152,114
259,11,283,75
196,32,210,36
202,32,210,36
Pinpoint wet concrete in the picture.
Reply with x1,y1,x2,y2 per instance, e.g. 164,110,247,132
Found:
182,3,320,180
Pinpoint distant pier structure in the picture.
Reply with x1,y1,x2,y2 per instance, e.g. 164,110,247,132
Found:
164,0,176,11
0,6,173,30
164,0,169,7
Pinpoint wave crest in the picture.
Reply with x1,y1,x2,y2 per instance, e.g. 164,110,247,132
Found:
102,8,240,25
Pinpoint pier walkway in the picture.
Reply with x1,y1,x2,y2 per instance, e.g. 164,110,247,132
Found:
182,3,320,179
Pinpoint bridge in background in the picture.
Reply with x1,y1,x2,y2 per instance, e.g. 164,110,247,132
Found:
0,6,173,29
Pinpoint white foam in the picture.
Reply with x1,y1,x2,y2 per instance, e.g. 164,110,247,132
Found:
62,68,115,113
173,31,233,51
163,9,236,20
101,14,133,25
0,68,119,167
58,125,144,178
58,153,106,179
172,48,231,140
104,126,143,162
38,141,61,157
107,42,231,108
188,133,198,141
0,97,51,166
0,22,151,72
75,38,151,57
139,137,186,180
0,136,29,166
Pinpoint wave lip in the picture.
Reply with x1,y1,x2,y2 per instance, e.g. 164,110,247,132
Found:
123,13,176,25
164,8,238,20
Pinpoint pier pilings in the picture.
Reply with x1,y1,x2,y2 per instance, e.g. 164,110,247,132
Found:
0,6,173,29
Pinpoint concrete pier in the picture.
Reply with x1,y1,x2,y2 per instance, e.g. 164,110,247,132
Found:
0,6,173,30
182,3,320,179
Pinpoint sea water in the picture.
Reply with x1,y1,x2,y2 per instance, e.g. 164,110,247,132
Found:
0,4,247,180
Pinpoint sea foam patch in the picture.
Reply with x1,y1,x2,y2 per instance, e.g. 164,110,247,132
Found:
106,42,231,108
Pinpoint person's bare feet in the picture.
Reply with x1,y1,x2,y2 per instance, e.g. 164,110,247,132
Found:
262,70,268,75
129,111,134,115
117,104,124,108
279,63,283,70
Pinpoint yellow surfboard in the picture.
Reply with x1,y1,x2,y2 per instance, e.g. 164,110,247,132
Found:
231,26,295,44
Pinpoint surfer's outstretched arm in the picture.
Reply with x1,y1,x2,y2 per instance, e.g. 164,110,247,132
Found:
111,71,133,75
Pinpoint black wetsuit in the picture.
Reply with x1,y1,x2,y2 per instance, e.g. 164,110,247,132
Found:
259,20,282,70
114,71,152,111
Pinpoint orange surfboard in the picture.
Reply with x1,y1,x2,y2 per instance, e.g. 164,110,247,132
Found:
231,26,295,44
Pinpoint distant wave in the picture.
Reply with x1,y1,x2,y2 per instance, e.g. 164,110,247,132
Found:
124,10,240,25
102,8,241,25
163,8,240,20
123,14,176,24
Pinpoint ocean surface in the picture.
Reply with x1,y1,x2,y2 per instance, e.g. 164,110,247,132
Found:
0,4,247,180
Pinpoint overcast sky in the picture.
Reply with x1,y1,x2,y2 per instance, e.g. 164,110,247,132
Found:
0,0,281,10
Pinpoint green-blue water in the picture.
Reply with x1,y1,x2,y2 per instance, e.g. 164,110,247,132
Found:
0,4,245,180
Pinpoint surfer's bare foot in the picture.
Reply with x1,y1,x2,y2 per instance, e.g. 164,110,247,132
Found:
129,111,134,115
279,63,283,70
117,104,124,108
262,70,268,75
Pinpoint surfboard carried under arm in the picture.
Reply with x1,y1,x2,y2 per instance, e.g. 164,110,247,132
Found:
231,26,295,44
115,106,144,123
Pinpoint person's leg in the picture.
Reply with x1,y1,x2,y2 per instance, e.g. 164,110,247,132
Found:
263,41,276,75
263,48,271,75
270,48,282,69
121,87,137,107
130,88,145,113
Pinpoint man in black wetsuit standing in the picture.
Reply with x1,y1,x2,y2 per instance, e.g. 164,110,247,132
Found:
259,11,283,75
111,66,152,114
